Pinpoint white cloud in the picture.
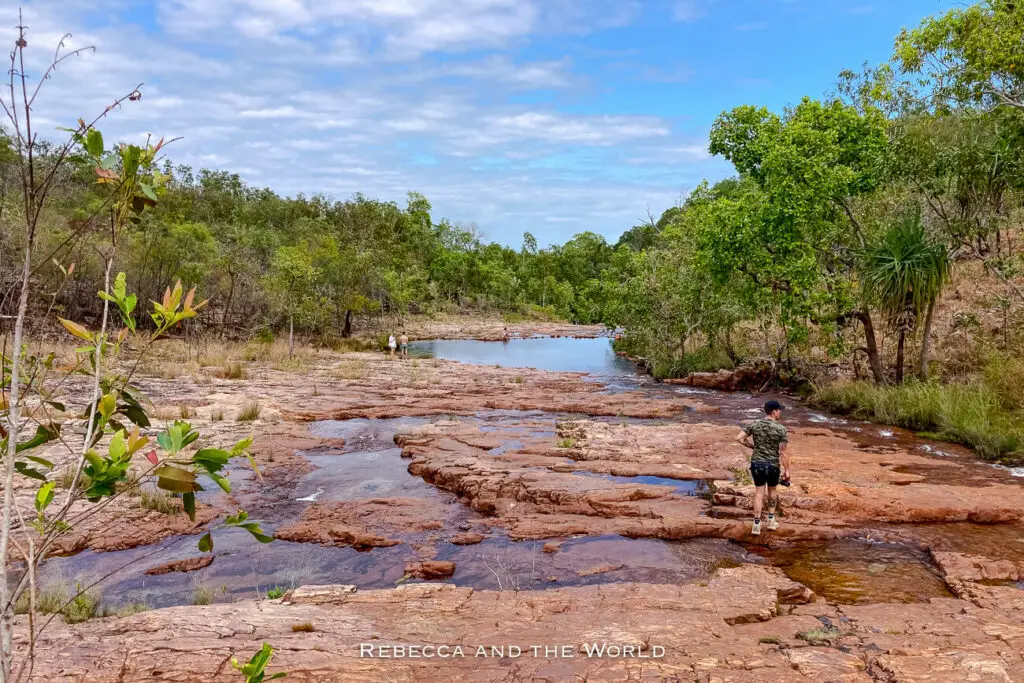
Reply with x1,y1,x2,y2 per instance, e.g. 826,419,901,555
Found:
673,0,706,22
1,0,723,244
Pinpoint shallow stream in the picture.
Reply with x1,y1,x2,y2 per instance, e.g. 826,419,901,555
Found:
30,336,1024,610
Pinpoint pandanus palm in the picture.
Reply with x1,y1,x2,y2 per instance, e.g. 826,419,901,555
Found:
861,210,951,383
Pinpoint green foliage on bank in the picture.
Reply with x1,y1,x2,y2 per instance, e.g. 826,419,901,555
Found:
812,353,1024,462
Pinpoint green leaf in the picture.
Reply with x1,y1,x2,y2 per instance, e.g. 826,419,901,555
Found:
154,465,196,483
156,430,173,453
17,425,58,453
207,472,231,493
118,402,150,428
109,430,127,461
224,510,249,525
182,491,196,521
198,532,213,552
58,318,93,342
193,448,230,471
83,450,104,469
230,437,254,457
14,463,47,482
99,393,117,417
35,482,56,513
84,129,104,157
139,182,158,202
240,522,274,544
156,477,203,494
25,455,54,469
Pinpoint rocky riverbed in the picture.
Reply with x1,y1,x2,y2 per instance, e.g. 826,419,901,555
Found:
11,334,1024,681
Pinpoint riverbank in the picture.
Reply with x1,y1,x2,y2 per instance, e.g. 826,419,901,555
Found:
11,330,1024,680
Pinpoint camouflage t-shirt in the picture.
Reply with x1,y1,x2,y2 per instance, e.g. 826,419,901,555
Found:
744,418,788,466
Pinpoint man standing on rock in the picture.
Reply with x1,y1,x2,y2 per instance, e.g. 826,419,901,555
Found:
735,399,790,536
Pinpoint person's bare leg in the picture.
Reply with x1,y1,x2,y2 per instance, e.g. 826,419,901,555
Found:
752,484,765,519
766,486,779,530
751,484,765,535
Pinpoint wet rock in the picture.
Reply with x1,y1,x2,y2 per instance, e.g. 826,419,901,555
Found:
576,563,623,577
275,498,453,549
665,365,773,392
404,561,456,579
555,420,588,441
449,532,484,545
542,541,562,554
931,551,1024,583
52,504,221,555
144,555,214,575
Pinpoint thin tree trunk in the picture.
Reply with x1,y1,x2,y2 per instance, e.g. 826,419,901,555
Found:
221,271,236,336
341,309,352,338
917,298,937,380
288,313,294,358
1,239,33,681
895,329,906,384
855,309,886,384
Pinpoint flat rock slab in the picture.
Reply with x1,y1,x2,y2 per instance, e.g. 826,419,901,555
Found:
144,555,214,575
17,567,1024,682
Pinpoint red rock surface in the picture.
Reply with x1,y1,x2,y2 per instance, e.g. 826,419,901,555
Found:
275,498,452,549
19,566,1024,682
404,561,456,579
144,555,215,575
449,532,485,545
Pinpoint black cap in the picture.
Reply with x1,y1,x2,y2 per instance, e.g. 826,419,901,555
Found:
764,400,783,414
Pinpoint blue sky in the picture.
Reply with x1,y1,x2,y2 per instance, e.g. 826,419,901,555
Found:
11,0,952,247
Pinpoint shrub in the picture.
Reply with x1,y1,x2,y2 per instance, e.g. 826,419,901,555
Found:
333,360,368,380
14,587,66,616
139,488,180,514
265,586,284,600
191,587,215,605
291,622,315,632
217,362,247,380
797,627,842,645
237,401,261,422
812,380,1024,462
63,586,103,623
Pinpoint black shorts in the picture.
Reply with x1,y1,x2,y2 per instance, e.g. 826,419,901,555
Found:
750,462,781,487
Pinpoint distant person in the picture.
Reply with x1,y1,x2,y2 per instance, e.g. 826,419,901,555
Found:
735,399,791,536
388,333,397,358
502,326,510,342
399,331,409,358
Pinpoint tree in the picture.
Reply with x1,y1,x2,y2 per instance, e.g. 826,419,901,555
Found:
264,245,320,357
709,98,889,377
895,1,1024,112
860,209,951,382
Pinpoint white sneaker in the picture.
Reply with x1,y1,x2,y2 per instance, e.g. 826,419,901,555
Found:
751,519,761,536
766,517,779,531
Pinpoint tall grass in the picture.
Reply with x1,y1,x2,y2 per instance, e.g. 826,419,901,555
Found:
812,379,1024,462
237,400,261,422
14,583,104,623
139,488,180,514
216,362,247,380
